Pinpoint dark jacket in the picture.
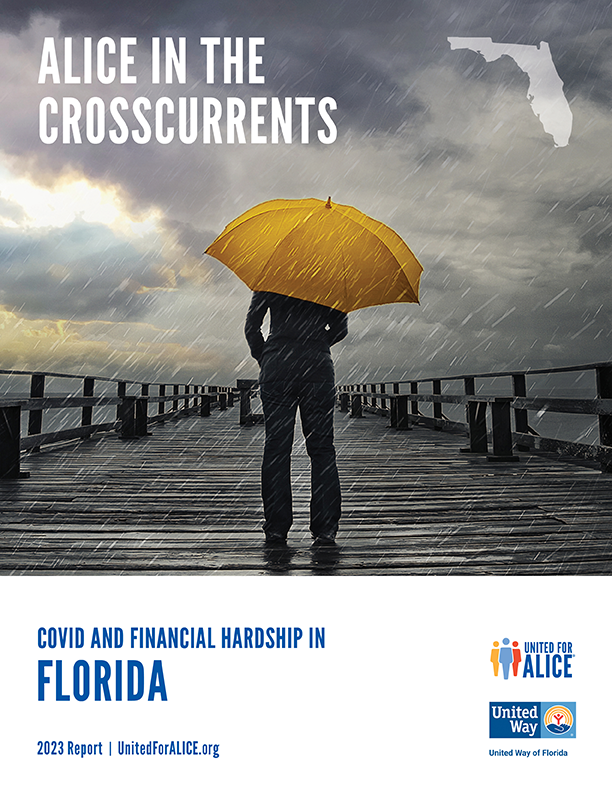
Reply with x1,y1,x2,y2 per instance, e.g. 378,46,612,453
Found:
245,291,348,364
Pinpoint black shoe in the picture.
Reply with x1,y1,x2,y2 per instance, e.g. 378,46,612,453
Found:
264,533,288,546
311,534,336,546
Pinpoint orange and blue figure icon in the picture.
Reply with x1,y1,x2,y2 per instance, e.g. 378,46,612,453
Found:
491,638,522,678
490,641,500,676
499,638,513,678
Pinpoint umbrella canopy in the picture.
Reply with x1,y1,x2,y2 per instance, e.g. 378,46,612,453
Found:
205,197,423,313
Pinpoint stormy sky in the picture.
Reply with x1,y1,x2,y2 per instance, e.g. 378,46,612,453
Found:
0,0,610,388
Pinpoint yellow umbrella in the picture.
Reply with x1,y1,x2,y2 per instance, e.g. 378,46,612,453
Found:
205,196,423,313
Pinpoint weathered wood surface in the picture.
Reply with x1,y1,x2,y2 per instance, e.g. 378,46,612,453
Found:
1,408,611,575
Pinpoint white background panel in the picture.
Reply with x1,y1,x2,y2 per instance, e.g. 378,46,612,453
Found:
0,576,607,790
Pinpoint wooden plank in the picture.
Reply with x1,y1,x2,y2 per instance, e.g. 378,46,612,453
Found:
1,409,611,575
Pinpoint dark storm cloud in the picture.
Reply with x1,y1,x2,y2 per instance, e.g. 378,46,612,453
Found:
260,36,428,134
5,0,611,54
421,256,475,294
439,2,612,108
161,217,216,259
1,0,611,384
5,0,610,164
0,0,184,35
553,31,612,107
8,0,609,32
411,140,474,170
160,217,235,283
443,27,612,109
0,0,426,35
0,220,170,319
536,191,612,258
1,267,157,319
9,0,610,134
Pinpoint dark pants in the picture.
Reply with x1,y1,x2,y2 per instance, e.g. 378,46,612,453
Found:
259,347,341,539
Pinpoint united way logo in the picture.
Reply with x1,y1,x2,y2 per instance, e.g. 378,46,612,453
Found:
490,638,521,678
489,702,576,739
543,705,574,735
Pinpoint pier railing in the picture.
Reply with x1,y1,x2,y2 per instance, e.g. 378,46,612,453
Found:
4,361,612,480
0,368,236,478
339,361,612,473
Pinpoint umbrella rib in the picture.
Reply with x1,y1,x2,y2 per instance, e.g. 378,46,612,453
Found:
339,237,351,310
332,210,422,302
211,205,308,245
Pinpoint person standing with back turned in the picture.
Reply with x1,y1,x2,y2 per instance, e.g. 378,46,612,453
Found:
245,290,348,546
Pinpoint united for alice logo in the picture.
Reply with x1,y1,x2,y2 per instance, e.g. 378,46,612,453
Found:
490,639,574,679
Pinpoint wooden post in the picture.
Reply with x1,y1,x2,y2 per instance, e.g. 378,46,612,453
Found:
200,393,211,417
339,392,349,412
219,392,227,411
350,393,363,418
28,373,45,452
81,377,94,430
116,382,126,422
410,382,419,418
390,383,399,428
119,396,137,438
183,385,190,411
370,383,377,409
596,364,612,473
139,384,150,431
0,406,28,478
461,377,488,454
512,373,530,451
239,383,251,424
173,384,179,413
396,394,409,430
227,390,234,408
488,398,519,462
380,382,387,410
158,384,166,418
433,379,442,428
237,380,256,424
135,397,150,436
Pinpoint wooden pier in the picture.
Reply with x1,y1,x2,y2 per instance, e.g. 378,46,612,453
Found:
1,405,611,576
